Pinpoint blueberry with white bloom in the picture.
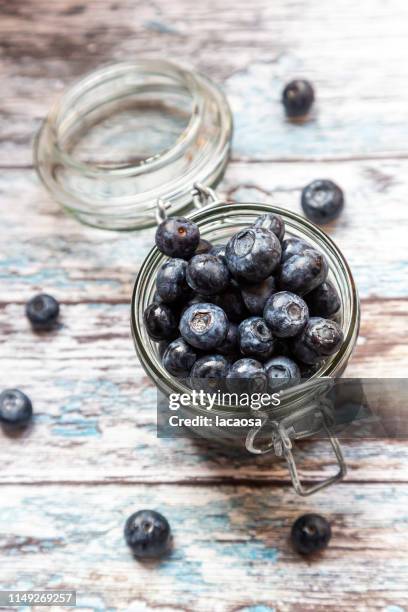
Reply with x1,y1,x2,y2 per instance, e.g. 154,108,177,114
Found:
179,303,228,350
264,291,308,338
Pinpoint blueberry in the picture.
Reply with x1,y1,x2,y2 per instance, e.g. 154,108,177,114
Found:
0,389,33,427
217,322,239,355
282,79,315,118
26,294,59,330
214,286,249,323
264,291,308,338
241,275,276,315
281,237,311,263
292,317,344,364
158,340,169,359
124,510,171,559
291,514,331,555
253,213,285,242
194,238,213,256
301,179,344,224
226,227,281,283
152,291,163,304
155,217,200,259
298,360,323,379
239,317,275,361
278,249,328,295
211,244,227,261
143,303,178,341
306,280,341,318
264,356,300,391
186,254,230,296
190,354,230,393
226,358,267,394
156,259,190,303
179,303,228,350
162,337,197,377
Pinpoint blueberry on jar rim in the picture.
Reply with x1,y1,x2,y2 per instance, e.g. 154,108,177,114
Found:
301,179,344,225
179,303,228,350
124,509,171,559
226,227,281,283
282,79,315,118
155,217,200,259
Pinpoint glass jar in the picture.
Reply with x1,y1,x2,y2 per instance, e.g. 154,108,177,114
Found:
34,59,360,495
131,188,360,495
34,60,232,230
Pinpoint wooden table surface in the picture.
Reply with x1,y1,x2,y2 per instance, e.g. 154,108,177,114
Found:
1,1,408,610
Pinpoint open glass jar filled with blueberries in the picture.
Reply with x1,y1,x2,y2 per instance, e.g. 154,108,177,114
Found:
132,186,360,495
35,59,360,495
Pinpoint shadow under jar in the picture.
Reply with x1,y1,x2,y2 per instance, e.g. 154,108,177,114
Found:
131,199,360,495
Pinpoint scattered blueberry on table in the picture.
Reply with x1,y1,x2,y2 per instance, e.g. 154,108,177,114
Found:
145,210,344,390
124,510,171,559
301,179,344,224
26,293,60,330
0,389,33,427
291,513,332,555
282,79,315,118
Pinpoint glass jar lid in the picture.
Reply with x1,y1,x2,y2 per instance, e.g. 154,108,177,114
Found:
34,59,233,230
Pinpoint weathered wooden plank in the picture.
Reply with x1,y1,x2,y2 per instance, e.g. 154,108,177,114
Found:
0,483,407,611
2,0,408,164
0,298,406,484
1,158,407,301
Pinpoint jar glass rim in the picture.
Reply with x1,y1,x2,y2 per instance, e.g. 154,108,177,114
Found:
131,201,361,413
43,60,204,176
34,59,233,230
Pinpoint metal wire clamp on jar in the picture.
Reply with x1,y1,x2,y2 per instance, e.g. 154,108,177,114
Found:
131,184,360,496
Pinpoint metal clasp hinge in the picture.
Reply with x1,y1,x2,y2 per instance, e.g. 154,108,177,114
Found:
246,403,347,496
155,183,224,225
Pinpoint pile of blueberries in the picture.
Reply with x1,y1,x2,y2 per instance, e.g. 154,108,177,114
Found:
144,210,343,394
